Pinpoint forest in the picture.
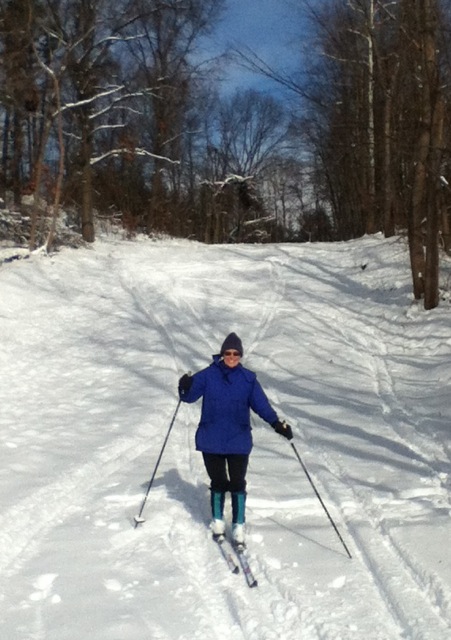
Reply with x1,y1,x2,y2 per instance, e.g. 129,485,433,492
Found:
1,0,451,309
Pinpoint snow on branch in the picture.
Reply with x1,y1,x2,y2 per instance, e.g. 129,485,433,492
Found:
60,86,125,114
89,90,156,121
242,214,275,227
206,174,255,189
91,148,180,166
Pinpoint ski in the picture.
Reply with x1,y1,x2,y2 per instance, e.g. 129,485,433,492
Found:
214,535,239,574
234,546,258,588
213,535,258,588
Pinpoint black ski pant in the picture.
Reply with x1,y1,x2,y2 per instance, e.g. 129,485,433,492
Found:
202,453,249,494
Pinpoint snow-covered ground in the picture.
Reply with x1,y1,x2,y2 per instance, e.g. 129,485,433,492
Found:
1,233,451,640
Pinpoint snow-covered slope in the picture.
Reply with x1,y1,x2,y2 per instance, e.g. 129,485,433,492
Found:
1,234,451,639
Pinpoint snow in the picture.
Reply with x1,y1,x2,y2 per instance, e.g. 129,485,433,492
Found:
1,233,451,639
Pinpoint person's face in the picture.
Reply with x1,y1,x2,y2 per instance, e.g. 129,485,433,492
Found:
223,350,241,368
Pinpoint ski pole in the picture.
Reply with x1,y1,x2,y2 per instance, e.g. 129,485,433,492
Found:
134,398,182,528
290,441,352,559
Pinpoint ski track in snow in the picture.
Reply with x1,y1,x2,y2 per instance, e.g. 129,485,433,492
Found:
1,236,451,639
268,244,451,638
114,247,301,640
0,432,155,577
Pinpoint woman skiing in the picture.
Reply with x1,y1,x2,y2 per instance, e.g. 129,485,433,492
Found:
178,332,293,547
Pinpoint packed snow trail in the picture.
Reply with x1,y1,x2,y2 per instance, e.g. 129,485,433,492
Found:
1,234,451,639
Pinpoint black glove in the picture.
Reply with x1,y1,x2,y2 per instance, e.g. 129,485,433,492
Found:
272,420,293,441
178,373,193,394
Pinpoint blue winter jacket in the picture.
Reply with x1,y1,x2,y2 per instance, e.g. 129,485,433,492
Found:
179,355,278,455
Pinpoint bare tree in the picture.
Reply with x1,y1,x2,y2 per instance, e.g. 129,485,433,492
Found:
124,0,224,235
234,0,451,305
0,0,43,203
197,88,290,243
216,89,289,176
402,0,444,308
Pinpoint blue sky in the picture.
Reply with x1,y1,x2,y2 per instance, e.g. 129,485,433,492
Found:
206,0,305,95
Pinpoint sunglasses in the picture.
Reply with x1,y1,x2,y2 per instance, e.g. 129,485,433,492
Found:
223,350,241,357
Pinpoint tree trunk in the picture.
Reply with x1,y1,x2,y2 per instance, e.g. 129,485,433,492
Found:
365,0,377,234
29,116,52,251
381,58,399,238
45,70,66,253
12,109,23,206
148,161,165,235
407,0,440,301
411,0,441,308
441,204,451,255
408,125,428,300
424,95,444,310
80,118,95,243
1,109,10,199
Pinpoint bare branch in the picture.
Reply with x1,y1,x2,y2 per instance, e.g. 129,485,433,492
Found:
91,148,180,166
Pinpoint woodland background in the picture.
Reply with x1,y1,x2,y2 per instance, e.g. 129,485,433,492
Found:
1,0,451,309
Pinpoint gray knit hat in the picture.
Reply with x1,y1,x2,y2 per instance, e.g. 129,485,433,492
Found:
220,332,243,357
